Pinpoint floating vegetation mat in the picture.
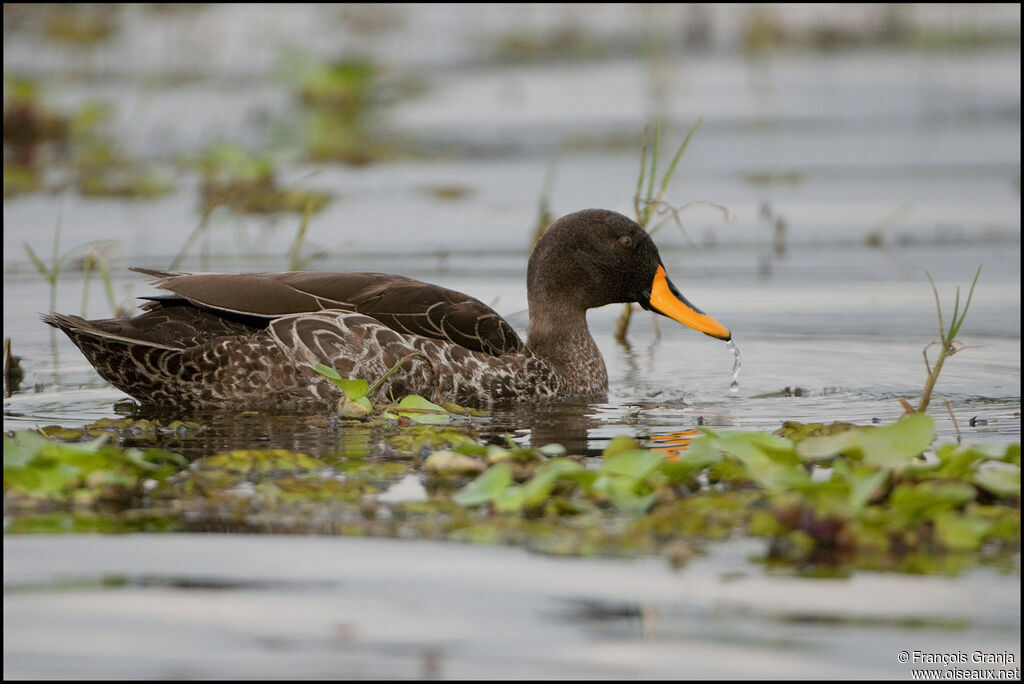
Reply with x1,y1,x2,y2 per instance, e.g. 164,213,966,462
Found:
4,412,1019,576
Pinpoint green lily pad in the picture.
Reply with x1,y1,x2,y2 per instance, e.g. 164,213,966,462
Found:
386,395,450,425
314,364,369,399
520,458,583,509
888,480,976,526
423,450,485,475
606,484,657,514
832,460,889,512
859,414,935,468
796,413,935,468
3,430,185,503
494,485,526,513
601,449,663,480
933,512,993,551
200,449,324,474
452,465,513,507
972,465,1020,499
602,435,642,459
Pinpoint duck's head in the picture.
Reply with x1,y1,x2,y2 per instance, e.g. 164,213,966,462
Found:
528,209,731,341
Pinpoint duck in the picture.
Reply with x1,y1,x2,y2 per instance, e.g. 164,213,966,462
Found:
44,209,731,410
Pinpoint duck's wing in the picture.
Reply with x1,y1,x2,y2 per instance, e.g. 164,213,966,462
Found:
131,268,525,357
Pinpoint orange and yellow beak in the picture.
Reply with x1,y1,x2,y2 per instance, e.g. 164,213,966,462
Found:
646,265,731,341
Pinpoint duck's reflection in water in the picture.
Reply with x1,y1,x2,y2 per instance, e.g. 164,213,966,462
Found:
647,429,701,460
133,399,704,465
486,400,600,457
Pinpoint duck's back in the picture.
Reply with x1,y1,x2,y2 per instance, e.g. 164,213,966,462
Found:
132,268,525,357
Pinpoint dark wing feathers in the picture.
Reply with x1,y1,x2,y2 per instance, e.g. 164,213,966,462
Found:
132,269,327,316
130,268,525,357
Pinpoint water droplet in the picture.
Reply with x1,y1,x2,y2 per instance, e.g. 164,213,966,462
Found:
725,339,742,394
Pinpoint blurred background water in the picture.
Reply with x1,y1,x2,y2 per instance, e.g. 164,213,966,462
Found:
3,4,1021,679
4,2,1019,444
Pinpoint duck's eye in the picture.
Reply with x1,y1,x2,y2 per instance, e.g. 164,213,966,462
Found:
618,235,634,248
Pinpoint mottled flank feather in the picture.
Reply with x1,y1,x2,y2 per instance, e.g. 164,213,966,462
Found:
43,309,565,410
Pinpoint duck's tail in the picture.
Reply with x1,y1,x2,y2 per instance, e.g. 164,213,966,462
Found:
42,312,184,403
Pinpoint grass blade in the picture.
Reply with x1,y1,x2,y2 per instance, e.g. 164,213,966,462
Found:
287,200,314,271
23,242,52,281
656,118,702,203
925,271,945,339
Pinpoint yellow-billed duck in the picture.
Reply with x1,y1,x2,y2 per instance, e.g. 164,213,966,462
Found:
44,209,731,409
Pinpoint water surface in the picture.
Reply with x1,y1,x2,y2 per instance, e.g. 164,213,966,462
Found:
3,5,1020,678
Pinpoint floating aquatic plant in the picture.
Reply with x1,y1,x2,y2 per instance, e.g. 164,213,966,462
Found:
313,356,456,424
452,413,1020,570
6,407,1017,574
282,54,385,165
195,141,331,215
383,395,451,425
3,429,186,505
3,76,68,184
65,101,174,199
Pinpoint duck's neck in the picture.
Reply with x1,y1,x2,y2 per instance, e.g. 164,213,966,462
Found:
526,304,608,395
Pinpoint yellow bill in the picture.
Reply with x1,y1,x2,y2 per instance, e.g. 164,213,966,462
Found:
648,265,731,341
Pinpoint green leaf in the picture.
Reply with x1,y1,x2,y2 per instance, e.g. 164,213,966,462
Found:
120,448,162,472
733,430,795,455
386,395,450,424
606,480,657,514
660,445,722,484
602,435,642,459
859,413,934,468
792,478,858,519
441,402,489,417
4,433,35,468
29,460,82,497
24,241,53,279
797,430,862,461
520,458,583,508
889,481,976,526
560,469,600,489
538,443,567,458
933,512,992,550
3,445,80,498
314,363,342,380
927,443,984,478
494,485,525,513
656,117,702,200
201,449,323,474
139,447,189,469
314,363,370,400
714,433,807,492
337,378,369,400
452,465,513,507
601,449,664,480
68,434,111,453
485,445,512,463
832,460,889,512
795,414,934,469
972,465,1020,499
422,450,484,475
